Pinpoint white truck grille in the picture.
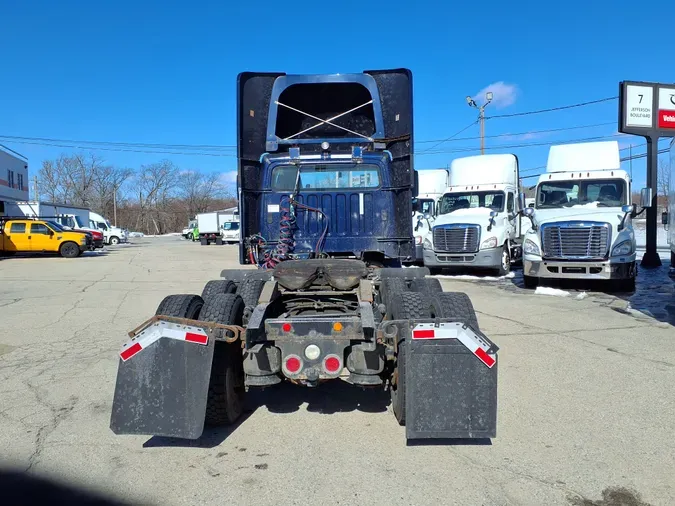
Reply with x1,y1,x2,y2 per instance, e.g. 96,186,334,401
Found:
541,222,610,260
433,225,480,253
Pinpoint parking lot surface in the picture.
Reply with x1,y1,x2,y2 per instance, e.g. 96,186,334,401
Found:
1,238,674,505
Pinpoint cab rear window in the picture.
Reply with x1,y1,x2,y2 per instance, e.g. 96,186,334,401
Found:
272,164,380,191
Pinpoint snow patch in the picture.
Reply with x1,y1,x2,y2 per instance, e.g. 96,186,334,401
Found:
436,271,515,282
575,292,588,300
534,286,571,297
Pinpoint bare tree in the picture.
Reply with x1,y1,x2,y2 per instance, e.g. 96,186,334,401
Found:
177,170,229,219
658,157,671,202
137,160,180,234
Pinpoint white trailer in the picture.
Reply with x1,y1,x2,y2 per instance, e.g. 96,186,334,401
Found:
522,141,638,291
422,154,523,275
9,201,90,230
197,212,222,245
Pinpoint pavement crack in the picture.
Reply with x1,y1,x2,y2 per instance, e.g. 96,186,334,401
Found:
0,298,22,308
24,381,79,473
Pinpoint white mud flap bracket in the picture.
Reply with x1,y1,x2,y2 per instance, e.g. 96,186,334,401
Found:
404,321,498,440
110,320,215,440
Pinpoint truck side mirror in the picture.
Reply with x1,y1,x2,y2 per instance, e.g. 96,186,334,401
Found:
640,187,652,208
662,211,669,225
518,192,526,211
413,171,419,198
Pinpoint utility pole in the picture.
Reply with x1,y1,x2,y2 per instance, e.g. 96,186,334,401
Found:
466,92,494,154
629,144,633,179
113,185,117,227
33,176,39,201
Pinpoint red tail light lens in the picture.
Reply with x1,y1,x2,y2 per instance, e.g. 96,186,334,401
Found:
323,355,341,373
282,323,292,332
284,355,302,374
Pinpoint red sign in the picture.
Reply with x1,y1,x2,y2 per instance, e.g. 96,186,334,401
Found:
658,110,675,129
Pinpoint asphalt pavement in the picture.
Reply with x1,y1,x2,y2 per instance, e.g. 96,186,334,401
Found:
1,238,674,506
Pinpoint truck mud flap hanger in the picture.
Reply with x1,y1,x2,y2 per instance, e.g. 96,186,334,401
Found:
383,320,498,441
110,316,243,440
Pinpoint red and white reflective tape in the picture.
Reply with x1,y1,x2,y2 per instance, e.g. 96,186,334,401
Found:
119,322,209,362
412,322,496,368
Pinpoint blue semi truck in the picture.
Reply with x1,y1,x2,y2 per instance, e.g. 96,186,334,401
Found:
110,69,499,442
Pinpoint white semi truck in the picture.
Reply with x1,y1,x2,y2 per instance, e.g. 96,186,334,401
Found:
522,141,638,291
412,169,449,263
422,154,524,275
88,211,128,245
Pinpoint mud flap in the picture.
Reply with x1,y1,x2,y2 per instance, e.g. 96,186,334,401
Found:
110,327,215,439
403,321,498,440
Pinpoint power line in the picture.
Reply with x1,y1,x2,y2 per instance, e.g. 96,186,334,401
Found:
0,134,236,151
416,120,478,153
0,138,237,157
416,133,625,156
415,121,615,144
486,96,618,119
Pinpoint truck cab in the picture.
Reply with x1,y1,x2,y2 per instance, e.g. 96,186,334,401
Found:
422,154,523,275
182,219,198,240
0,218,89,257
522,141,637,291
239,70,414,266
411,169,450,264
89,211,128,245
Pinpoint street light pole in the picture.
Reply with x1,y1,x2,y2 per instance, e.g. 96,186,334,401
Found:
113,185,117,227
466,92,493,155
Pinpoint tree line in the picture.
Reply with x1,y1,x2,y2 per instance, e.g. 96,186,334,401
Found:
37,153,236,234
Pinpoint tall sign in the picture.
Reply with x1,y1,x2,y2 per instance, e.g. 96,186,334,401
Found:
619,80,675,268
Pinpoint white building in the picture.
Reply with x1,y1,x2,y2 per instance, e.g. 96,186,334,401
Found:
0,145,29,215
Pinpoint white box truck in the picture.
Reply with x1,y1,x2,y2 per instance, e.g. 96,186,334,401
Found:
422,154,524,275
196,212,222,245
412,169,449,263
522,141,638,291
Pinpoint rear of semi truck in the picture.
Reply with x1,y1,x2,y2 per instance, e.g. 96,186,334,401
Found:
110,69,499,442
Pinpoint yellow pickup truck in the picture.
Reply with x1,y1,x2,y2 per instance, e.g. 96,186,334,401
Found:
0,218,90,258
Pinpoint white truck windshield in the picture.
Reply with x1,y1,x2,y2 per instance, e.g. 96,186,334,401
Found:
537,179,626,208
438,191,505,215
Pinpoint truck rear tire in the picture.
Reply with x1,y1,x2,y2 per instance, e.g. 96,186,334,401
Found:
523,275,538,289
433,292,479,330
200,237,208,246
202,279,237,299
215,237,223,246
389,292,438,426
155,294,204,319
59,242,80,259
410,277,443,294
380,277,410,312
199,294,246,426
236,277,266,310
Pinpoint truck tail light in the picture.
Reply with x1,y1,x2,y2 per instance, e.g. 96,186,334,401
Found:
283,355,302,375
323,355,342,374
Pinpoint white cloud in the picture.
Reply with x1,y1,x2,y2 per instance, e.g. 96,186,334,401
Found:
220,171,238,185
473,81,518,109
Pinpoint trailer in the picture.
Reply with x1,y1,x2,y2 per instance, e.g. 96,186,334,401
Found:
110,69,499,442
196,212,222,245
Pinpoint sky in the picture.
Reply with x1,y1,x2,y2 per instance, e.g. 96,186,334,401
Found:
1,0,674,193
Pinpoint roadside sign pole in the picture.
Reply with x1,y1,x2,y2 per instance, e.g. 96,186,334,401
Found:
642,136,661,267
618,80,675,268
